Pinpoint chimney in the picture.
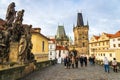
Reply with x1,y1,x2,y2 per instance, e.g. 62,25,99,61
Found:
33,28,41,33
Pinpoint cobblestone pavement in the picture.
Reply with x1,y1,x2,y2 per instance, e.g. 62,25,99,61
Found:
21,63,120,80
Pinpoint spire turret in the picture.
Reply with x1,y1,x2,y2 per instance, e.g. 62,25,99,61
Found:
56,25,66,39
87,20,89,27
77,13,84,27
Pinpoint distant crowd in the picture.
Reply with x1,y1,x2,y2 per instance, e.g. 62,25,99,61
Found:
62,50,118,73
63,50,95,69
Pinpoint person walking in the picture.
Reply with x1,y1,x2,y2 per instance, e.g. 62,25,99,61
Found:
71,56,75,68
83,55,87,67
79,55,84,67
64,57,67,68
66,56,71,69
75,56,79,68
112,58,118,73
103,57,110,73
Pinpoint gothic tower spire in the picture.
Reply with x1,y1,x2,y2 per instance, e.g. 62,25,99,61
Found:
77,13,84,27
56,25,66,39
73,13,89,55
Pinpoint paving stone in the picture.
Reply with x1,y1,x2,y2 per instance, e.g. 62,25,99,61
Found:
21,63,120,80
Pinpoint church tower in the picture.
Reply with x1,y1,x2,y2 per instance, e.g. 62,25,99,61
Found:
55,25,69,46
73,13,89,54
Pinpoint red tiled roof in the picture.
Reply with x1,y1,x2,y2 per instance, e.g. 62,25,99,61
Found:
56,46,68,50
104,33,113,38
49,39,56,43
111,30,120,38
93,35,100,40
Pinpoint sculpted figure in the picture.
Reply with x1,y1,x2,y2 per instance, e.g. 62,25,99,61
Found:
18,35,27,61
15,9,24,24
6,2,16,26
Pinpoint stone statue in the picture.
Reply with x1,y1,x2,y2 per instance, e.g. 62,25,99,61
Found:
5,2,16,26
15,9,24,25
18,35,27,62
18,25,34,62
0,29,10,63
0,2,34,64
10,9,25,42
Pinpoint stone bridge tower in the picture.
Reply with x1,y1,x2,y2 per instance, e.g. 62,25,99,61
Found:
73,13,89,55
55,25,69,47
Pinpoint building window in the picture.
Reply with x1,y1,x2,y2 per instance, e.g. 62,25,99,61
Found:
50,45,52,49
61,42,63,45
95,43,97,46
63,50,65,54
118,38,120,41
99,42,100,46
106,41,108,45
50,51,52,55
113,39,115,41
103,42,104,45
59,50,61,57
99,54,100,56
113,44,116,47
91,44,93,47
110,54,112,57
118,44,120,47
83,42,85,47
42,41,45,52
103,54,105,56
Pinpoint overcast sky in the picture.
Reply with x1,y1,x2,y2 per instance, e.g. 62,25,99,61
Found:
0,0,120,40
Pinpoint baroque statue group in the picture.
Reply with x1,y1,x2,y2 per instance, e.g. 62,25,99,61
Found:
0,2,34,65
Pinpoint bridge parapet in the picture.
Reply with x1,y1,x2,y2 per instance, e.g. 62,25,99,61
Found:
0,60,57,80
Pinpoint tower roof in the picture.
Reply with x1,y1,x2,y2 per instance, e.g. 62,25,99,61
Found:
56,25,66,39
77,13,84,27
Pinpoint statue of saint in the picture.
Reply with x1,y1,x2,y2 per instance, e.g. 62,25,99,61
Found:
5,2,16,26
15,9,24,24
18,35,27,61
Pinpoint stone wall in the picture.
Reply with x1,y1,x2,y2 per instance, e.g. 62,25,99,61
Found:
0,60,57,80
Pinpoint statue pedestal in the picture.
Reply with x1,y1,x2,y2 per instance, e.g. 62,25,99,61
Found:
9,42,19,62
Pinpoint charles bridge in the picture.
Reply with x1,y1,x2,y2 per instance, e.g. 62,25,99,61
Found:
0,60,120,80
18,62,120,80
0,2,120,80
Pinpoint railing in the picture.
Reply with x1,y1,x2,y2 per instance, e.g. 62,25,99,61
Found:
34,54,48,62
0,60,57,80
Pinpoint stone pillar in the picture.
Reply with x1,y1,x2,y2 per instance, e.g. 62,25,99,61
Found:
9,42,19,62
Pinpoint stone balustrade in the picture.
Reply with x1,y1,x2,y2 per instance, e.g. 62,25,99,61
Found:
0,60,57,80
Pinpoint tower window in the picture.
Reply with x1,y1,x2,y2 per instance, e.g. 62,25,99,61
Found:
83,42,85,47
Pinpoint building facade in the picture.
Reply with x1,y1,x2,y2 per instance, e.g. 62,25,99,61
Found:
31,28,49,62
73,13,89,55
109,31,120,62
55,25,69,47
48,38,56,60
56,46,69,63
89,31,120,62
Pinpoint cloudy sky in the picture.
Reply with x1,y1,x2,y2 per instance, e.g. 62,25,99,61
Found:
0,0,120,40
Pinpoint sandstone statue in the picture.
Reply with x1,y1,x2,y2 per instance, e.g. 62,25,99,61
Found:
0,2,34,65
15,9,24,25
5,2,16,27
